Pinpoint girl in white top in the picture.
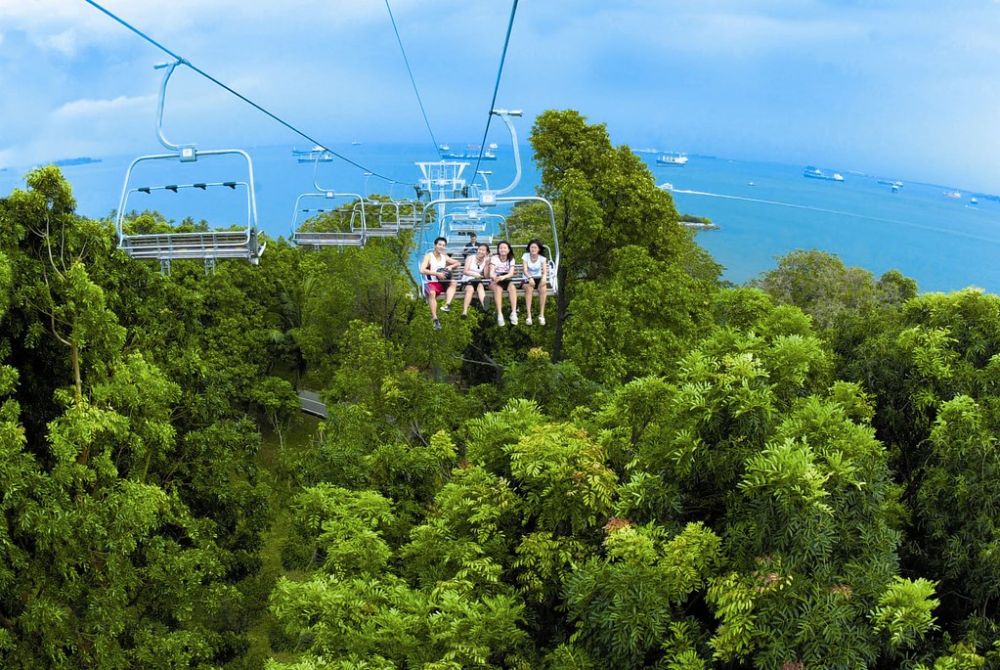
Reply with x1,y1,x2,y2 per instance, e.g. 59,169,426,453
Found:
461,243,491,317
488,240,518,326
521,239,548,326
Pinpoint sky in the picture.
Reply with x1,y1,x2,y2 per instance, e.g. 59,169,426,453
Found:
2,0,1000,192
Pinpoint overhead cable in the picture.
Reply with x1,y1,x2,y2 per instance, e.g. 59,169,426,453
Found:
385,0,442,158
470,0,519,181
82,0,409,185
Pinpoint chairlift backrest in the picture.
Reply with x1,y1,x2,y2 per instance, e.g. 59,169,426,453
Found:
291,190,368,247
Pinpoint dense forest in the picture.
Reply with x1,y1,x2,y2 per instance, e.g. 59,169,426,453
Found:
2,110,999,669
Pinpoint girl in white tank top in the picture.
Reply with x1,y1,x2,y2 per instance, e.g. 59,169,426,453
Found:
521,240,548,326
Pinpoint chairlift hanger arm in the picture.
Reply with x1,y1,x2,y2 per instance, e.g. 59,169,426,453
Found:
491,108,523,196
476,170,493,191
155,60,186,152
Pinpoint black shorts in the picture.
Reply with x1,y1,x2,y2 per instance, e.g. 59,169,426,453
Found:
524,275,544,288
463,278,483,288
495,278,513,290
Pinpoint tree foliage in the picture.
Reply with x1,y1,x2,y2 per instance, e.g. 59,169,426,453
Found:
6,111,1000,669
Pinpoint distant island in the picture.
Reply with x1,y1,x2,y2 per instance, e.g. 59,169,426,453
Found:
53,157,102,167
679,213,719,230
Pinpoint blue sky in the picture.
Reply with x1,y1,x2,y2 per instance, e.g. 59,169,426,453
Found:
2,0,1000,192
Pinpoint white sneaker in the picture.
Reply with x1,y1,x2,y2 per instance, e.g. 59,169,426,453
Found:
539,315,546,326
526,316,533,326
497,314,506,326
510,311,518,326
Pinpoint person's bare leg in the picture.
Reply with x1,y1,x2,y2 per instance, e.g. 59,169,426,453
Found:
445,280,458,307
476,283,486,308
493,284,505,316
493,286,503,315
462,285,474,314
524,282,534,321
539,282,548,320
428,290,439,319
508,283,518,315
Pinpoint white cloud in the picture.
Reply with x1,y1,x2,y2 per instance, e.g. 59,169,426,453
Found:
0,0,118,49
0,0,424,56
0,94,158,167
37,29,77,57
52,94,156,121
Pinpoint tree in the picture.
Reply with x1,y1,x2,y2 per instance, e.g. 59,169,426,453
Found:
562,245,713,385
0,169,274,668
3,167,125,402
500,347,599,420
756,249,915,332
528,110,718,361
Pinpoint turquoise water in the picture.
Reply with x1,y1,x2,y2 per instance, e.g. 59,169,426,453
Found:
2,145,998,293
667,157,1000,292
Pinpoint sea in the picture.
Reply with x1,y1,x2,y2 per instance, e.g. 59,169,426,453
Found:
2,143,998,294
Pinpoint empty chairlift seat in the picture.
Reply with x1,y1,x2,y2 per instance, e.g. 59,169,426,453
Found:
364,199,402,240
116,153,266,269
291,191,367,247
376,198,423,232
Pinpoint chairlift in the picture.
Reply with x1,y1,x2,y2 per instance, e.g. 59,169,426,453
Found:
115,60,265,273
475,170,493,191
356,173,410,240
417,109,560,294
291,154,367,247
440,171,500,237
377,180,423,231
383,200,423,231
291,192,367,247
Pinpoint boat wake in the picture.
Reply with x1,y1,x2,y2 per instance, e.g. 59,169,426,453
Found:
671,189,1000,246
